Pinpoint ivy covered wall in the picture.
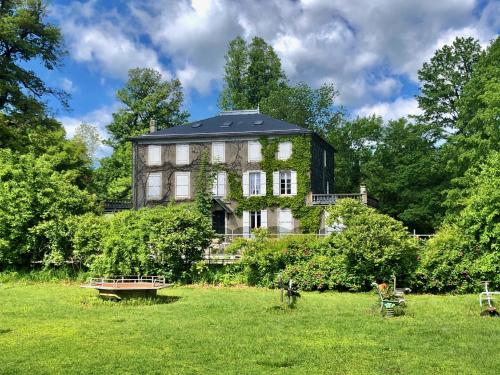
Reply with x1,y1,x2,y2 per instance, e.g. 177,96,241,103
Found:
227,135,322,233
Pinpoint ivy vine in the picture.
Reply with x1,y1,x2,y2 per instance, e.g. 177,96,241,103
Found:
227,135,321,233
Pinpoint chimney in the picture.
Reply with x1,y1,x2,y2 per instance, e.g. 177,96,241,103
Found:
149,118,157,133
360,185,368,205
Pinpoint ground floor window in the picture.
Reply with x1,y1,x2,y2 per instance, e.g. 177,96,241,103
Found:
278,209,293,234
250,211,261,229
243,210,267,237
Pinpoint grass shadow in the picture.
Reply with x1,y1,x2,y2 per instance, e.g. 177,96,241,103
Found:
0,328,12,335
80,295,181,307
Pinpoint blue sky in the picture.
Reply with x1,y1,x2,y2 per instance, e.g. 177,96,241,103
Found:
35,0,499,157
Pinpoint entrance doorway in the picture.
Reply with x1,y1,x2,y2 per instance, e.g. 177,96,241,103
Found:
212,211,225,234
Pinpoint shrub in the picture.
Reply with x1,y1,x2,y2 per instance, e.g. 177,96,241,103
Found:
321,199,420,291
89,204,213,281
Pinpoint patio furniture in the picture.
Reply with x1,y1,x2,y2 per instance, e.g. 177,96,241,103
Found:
372,282,406,317
479,281,500,316
81,276,171,300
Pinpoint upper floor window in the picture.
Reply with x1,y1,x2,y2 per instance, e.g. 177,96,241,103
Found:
212,171,226,197
277,141,292,160
242,171,266,196
176,144,189,165
147,172,162,200
272,170,297,196
248,141,262,162
175,172,190,199
147,145,161,166
212,142,225,163
323,150,327,168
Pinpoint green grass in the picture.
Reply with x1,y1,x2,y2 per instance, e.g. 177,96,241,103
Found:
1,282,499,374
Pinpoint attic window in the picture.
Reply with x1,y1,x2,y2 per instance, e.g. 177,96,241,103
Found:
191,122,202,128
220,121,232,128
253,120,264,125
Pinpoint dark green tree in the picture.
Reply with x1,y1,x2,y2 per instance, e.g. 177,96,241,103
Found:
324,116,382,194
0,0,67,117
362,119,448,232
416,37,482,139
219,36,285,110
260,82,343,133
443,36,500,214
94,68,189,200
107,68,189,146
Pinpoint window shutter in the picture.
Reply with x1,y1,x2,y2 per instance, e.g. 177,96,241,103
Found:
290,171,297,195
212,142,225,163
212,176,218,196
147,173,162,199
242,211,250,237
218,172,226,197
148,145,161,165
279,209,293,234
260,171,266,196
248,141,261,162
242,172,249,197
261,210,267,229
273,171,279,196
175,172,190,199
278,142,292,160
176,144,189,165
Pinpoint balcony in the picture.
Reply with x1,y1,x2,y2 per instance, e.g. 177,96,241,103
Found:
311,193,378,207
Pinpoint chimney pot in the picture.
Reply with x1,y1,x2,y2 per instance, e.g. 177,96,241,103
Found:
149,119,157,133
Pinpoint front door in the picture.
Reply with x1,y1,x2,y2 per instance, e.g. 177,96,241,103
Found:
212,211,225,234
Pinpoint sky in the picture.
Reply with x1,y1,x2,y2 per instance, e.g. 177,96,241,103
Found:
36,0,499,157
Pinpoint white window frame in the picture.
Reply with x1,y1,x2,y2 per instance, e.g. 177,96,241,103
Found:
323,150,327,168
242,210,268,237
175,172,190,199
212,171,226,198
273,170,297,196
278,209,293,234
176,144,189,165
277,141,292,160
245,170,266,196
146,172,162,200
280,171,292,195
212,142,225,163
248,141,262,162
147,145,161,166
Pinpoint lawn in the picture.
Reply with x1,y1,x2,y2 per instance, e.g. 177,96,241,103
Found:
0,282,499,375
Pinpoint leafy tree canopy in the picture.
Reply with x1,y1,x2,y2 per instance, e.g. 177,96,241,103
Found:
219,36,286,110
106,68,189,146
0,0,67,117
416,37,482,139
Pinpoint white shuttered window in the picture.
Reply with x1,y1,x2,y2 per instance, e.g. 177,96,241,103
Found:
147,145,161,165
277,142,292,160
176,144,189,165
175,172,190,199
248,141,262,162
272,170,297,196
212,142,225,163
245,171,266,196
242,210,267,237
278,209,293,234
212,172,226,197
147,173,162,200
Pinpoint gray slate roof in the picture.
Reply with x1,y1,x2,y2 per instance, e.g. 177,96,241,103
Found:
131,111,311,141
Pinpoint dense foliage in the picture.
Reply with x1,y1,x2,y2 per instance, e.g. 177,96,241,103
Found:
0,148,98,268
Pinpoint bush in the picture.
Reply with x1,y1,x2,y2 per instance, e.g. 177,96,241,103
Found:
89,204,213,281
319,199,420,291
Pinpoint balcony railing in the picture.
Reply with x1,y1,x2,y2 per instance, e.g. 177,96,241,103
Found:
311,193,378,207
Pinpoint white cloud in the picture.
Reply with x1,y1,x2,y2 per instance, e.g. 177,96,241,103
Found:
52,0,498,115
51,1,170,80
60,78,76,93
355,97,422,121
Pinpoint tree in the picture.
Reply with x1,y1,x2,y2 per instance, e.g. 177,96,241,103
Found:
73,123,101,161
324,115,382,193
0,148,98,268
260,82,342,133
219,36,285,110
218,36,249,110
362,119,448,232
94,68,189,200
443,37,500,213
0,0,67,117
106,68,189,146
416,37,482,139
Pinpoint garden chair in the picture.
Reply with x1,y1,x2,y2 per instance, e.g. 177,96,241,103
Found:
479,281,500,316
371,282,406,317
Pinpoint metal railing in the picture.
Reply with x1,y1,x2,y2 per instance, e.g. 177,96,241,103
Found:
87,276,166,288
311,193,362,205
103,200,132,213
